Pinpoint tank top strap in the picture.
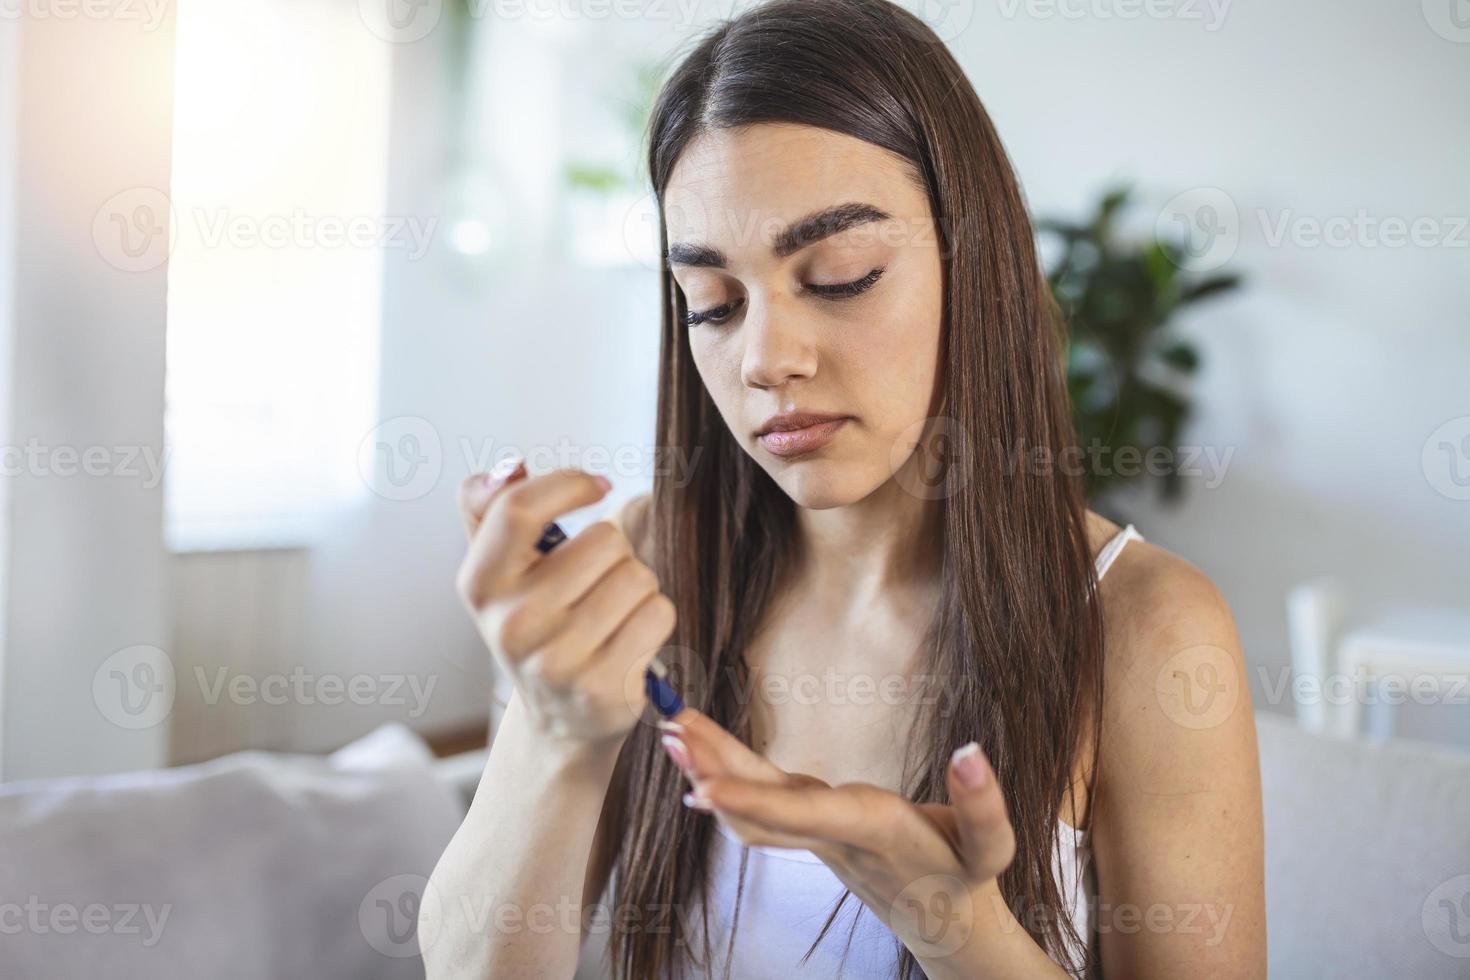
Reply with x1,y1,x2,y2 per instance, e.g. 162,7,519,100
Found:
1094,523,1143,582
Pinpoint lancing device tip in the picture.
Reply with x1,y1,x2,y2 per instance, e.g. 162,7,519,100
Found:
534,520,684,718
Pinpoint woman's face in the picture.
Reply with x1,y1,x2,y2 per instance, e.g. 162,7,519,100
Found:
663,122,945,510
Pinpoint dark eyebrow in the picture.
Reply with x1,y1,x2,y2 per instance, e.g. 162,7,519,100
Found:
664,201,893,269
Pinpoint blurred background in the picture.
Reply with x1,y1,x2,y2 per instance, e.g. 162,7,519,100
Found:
1,1,1468,976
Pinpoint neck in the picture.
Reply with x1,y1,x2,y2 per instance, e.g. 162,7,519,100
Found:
789,475,943,617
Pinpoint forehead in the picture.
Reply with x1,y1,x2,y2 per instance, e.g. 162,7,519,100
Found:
662,122,928,248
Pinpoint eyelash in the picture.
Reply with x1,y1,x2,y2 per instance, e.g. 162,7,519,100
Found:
683,266,887,327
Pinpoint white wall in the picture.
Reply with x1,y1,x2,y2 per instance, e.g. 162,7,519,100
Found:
0,10,175,780
944,1,1470,742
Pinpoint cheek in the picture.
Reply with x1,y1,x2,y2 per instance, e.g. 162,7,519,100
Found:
687,333,743,414
836,291,943,428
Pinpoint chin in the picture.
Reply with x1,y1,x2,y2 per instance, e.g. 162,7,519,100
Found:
761,456,875,509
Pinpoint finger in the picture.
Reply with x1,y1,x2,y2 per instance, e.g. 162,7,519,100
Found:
576,590,678,709
523,556,662,686
692,773,885,850
460,468,612,602
457,456,526,540
946,743,1016,881
519,519,638,613
656,708,785,785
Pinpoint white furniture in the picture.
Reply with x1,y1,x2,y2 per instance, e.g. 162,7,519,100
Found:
1287,579,1470,740
0,724,464,980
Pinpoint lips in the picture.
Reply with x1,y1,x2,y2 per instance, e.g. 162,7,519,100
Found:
757,417,850,457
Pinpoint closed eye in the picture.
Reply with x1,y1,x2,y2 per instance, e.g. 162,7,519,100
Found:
683,266,887,327
804,265,886,299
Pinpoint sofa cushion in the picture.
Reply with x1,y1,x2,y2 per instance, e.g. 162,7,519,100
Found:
0,723,463,980
1256,710,1470,978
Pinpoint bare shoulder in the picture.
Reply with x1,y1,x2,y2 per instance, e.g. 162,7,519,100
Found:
1088,515,1243,695
1080,526,1267,973
1084,511,1259,799
605,490,654,566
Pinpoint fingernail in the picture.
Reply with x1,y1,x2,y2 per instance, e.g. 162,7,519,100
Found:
594,474,612,492
656,719,685,734
661,735,691,771
486,455,525,489
682,791,712,811
951,742,989,789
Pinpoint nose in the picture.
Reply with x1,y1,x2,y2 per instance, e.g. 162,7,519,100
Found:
740,296,818,390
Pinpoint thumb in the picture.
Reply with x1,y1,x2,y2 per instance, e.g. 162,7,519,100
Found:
946,742,1016,882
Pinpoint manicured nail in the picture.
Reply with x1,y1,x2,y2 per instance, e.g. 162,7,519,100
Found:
682,791,712,811
656,719,684,733
661,735,691,771
951,742,989,789
486,455,524,488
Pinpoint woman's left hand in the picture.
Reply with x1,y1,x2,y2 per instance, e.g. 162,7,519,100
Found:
659,709,1018,962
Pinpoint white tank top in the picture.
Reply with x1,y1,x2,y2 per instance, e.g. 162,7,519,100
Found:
651,524,1144,980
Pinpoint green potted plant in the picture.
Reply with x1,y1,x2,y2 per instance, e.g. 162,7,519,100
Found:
1039,185,1242,504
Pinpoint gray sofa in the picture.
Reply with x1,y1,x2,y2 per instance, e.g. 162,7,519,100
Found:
1,713,1466,978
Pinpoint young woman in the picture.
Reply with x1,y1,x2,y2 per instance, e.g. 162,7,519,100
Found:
426,1,1265,977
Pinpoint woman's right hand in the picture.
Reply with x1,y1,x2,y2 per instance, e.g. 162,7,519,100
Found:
454,457,676,746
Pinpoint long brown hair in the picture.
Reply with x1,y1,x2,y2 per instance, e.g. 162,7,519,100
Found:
609,1,1104,977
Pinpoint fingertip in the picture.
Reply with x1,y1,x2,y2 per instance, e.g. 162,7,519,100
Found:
949,741,992,791
466,458,526,509
488,455,526,485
